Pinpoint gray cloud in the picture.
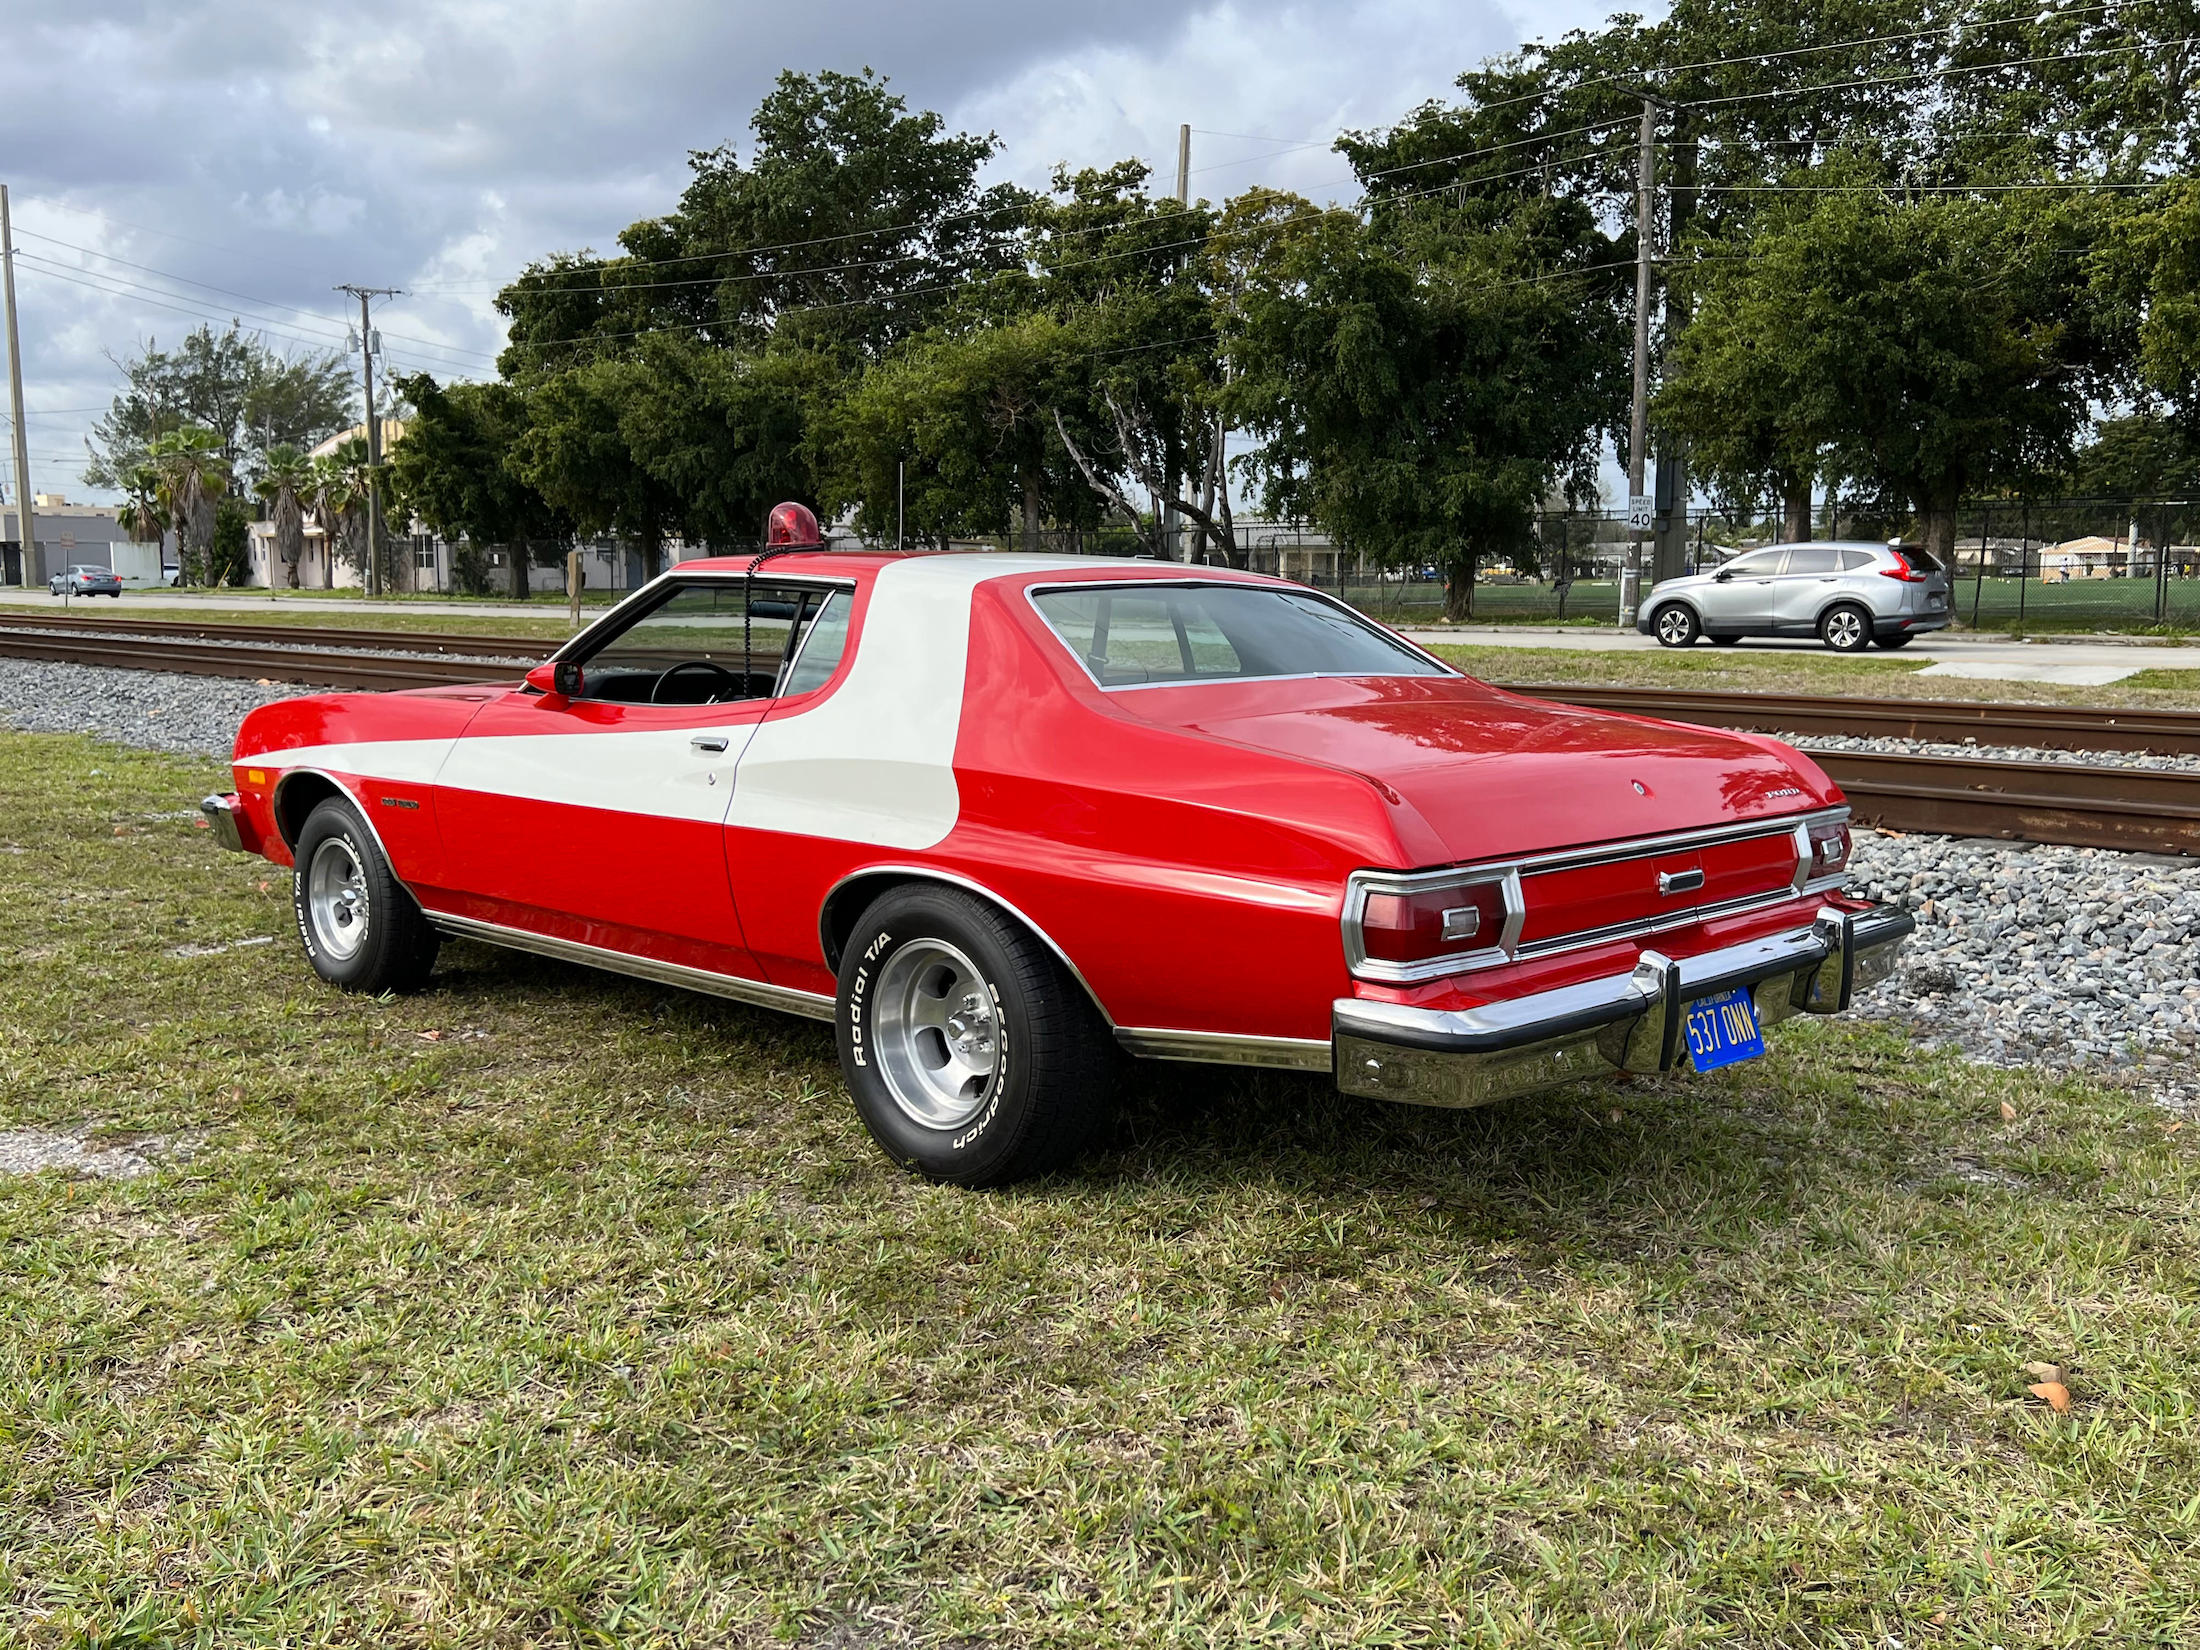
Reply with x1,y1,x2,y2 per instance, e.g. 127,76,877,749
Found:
0,0,1617,499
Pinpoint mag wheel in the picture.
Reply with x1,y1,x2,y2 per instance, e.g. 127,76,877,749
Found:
1652,605,1699,647
836,885,1113,1187
291,798,441,993
1819,603,1871,653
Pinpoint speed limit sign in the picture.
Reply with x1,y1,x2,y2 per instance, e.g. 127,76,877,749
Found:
1625,494,1654,531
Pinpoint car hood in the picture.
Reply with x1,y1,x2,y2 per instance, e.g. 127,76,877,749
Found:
1115,675,1838,866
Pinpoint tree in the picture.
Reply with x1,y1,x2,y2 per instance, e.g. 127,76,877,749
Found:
85,324,352,488
114,462,165,548
1664,191,2118,563
606,336,816,548
516,363,686,582
148,426,232,585
2118,180,2200,424
1229,207,1622,618
255,444,314,588
309,441,375,588
390,375,567,600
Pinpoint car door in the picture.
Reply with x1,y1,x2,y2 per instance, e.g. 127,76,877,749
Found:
432,577,827,977
1770,544,1844,632
1696,548,1788,633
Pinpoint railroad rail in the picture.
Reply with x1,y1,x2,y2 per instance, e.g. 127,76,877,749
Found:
2,616,2196,856
1506,682,2200,759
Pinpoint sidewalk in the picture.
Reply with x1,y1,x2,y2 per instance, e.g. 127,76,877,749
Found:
1395,623,2197,685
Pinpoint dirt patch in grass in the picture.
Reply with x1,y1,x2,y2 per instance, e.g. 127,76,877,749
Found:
3,728,2198,1644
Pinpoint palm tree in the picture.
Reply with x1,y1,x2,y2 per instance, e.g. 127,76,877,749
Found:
255,444,313,588
308,442,370,582
148,426,232,585
114,462,165,548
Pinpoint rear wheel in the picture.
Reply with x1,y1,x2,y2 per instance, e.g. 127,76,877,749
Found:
1818,603,1872,653
1652,604,1700,647
1875,632,1915,649
291,798,440,993
836,885,1113,1187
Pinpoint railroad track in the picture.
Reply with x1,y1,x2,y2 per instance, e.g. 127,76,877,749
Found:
1507,681,2200,758
0,608,548,660
2,616,2195,856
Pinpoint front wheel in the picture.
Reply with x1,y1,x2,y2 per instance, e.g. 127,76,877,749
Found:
1818,603,1872,653
1652,604,1700,647
291,798,441,993
836,885,1114,1187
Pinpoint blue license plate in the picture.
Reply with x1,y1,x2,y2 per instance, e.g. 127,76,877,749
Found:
1684,987,1764,1072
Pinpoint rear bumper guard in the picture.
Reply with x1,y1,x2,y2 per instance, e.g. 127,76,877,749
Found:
200,792,251,854
1334,902,1913,1110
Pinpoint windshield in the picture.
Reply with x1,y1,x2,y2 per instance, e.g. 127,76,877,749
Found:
1032,582,1451,688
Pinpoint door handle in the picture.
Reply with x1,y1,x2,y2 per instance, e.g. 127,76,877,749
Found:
690,734,729,754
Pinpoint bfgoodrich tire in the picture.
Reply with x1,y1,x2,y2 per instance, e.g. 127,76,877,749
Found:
836,885,1113,1187
291,798,441,993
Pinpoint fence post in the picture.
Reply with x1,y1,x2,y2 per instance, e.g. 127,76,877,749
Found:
2159,502,2171,626
1972,502,1989,627
2017,501,2029,632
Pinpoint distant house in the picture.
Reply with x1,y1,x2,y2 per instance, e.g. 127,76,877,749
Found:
2038,534,2153,581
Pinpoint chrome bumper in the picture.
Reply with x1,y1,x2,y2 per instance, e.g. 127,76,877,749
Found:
1334,903,1913,1110
200,793,247,853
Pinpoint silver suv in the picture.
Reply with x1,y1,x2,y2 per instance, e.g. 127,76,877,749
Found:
1636,541,1953,651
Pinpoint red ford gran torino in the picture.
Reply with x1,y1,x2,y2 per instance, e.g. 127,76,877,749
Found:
204,519,1911,1186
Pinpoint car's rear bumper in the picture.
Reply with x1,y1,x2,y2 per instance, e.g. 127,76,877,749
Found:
1332,902,1913,1109
1882,610,1951,636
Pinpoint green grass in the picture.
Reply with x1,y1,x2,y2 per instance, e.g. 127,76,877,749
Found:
1428,643,2200,711
27,604,582,644
5,731,2199,1645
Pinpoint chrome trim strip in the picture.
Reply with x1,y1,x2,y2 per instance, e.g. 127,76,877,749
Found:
1022,577,1462,692
427,911,837,1022
1511,880,1845,962
270,766,402,865
1114,1026,1333,1070
819,864,1118,1029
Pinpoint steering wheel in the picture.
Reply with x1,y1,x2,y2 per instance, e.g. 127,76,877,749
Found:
650,659,744,704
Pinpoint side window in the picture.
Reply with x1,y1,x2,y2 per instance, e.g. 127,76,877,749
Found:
1723,549,1788,578
1783,546,1840,575
1839,549,1878,570
781,590,851,696
570,582,831,705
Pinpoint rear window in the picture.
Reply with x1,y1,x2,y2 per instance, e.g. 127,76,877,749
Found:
1032,583,1450,688
1898,544,1945,572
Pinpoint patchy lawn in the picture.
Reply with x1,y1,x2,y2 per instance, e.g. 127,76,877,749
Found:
1426,643,2200,712
3,731,2197,1647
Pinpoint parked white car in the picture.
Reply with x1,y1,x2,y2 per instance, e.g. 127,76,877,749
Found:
1637,542,1954,652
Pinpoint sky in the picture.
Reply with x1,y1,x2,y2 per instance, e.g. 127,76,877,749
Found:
0,0,1625,506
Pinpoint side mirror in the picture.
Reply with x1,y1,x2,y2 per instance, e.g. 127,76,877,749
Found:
1713,569,1733,583
525,660,584,698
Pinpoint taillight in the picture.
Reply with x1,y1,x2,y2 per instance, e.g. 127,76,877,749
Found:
1878,550,1928,583
1345,870,1519,981
1806,819,1852,879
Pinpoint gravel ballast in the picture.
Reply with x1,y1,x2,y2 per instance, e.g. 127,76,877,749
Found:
1848,829,2200,1108
1794,732,2200,773
4,658,2194,1105
0,657,324,757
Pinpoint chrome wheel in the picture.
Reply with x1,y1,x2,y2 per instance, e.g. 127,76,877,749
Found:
873,939,998,1129
306,836,370,961
1822,607,1867,650
1655,606,1695,645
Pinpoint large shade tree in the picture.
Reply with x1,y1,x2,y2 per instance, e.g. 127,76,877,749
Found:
390,375,568,599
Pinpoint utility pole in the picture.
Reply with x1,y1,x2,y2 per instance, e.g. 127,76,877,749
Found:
1620,98,1659,627
1,187,35,588
1166,124,1191,563
337,284,401,598
896,458,905,551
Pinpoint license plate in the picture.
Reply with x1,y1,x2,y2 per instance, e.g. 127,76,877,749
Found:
1928,594,1946,608
1684,988,1764,1072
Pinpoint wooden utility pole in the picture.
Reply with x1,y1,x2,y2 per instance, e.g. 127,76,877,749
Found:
1,187,35,588
337,284,401,598
1165,125,1191,562
1621,99,1658,626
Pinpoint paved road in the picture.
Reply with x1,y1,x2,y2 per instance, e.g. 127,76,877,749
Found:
1396,624,2197,684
